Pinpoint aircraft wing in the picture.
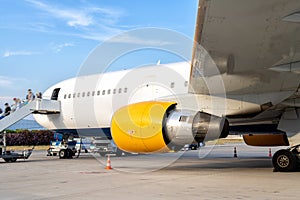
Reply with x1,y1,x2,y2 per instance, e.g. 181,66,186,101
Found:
190,0,300,95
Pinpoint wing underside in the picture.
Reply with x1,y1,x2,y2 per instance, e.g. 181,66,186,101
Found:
190,0,300,95
187,0,300,140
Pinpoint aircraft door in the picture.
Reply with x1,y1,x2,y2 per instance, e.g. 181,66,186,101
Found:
51,88,60,100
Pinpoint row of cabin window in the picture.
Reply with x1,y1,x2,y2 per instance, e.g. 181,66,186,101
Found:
171,81,188,88
63,87,128,99
63,80,188,99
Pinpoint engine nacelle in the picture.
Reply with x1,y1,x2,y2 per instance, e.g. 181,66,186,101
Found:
164,110,229,150
111,101,229,153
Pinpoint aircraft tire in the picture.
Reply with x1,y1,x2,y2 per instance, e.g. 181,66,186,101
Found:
3,158,12,162
272,149,297,172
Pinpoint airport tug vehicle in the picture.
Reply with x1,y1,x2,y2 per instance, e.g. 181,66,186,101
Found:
47,134,77,159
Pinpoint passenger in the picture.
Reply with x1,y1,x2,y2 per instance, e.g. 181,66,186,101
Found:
36,92,42,99
26,89,35,102
0,103,11,120
12,98,22,111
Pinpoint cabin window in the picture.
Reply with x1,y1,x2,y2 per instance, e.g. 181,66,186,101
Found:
102,90,105,95
170,82,175,88
73,93,76,98
87,91,90,97
92,91,95,96
107,89,111,95
77,93,80,98
82,92,85,97
184,81,188,87
68,94,71,98
124,87,128,93
118,88,122,93
97,90,100,96
64,94,67,99
113,89,116,94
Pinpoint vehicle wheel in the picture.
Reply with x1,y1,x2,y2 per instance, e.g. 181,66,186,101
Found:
11,158,17,162
272,149,297,172
3,158,12,162
59,149,66,159
53,153,57,156
190,144,198,150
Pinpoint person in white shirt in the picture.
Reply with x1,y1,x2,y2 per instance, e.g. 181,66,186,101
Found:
12,98,22,112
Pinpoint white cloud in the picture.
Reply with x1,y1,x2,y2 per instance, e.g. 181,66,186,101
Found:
73,32,115,42
0,96,15,102
0,96,15,108
0,76,28,88
29,22,55,32
109,35,175,46
26,0,123,28
23,0,127,43
0,77,13,87
3,50,39,58
51,42,75,53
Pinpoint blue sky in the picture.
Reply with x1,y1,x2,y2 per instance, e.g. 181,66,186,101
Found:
0,0,197,105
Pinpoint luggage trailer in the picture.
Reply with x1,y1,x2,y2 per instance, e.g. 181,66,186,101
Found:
0,131,34,163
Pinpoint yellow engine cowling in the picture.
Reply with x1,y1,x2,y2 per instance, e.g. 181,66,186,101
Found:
111,101,176,153
111,101,229,153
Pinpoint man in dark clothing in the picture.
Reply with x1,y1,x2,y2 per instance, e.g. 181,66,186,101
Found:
26,89,35,102
0,103,11,120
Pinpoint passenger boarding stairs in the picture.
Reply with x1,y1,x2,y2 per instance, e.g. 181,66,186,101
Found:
0,99,60,132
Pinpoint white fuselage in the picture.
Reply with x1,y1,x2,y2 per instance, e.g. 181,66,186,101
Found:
34,62,191,131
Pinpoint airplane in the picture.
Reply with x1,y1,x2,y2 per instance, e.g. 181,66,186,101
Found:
32,0,300,172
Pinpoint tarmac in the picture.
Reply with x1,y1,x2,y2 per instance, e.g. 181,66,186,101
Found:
0,144,300,200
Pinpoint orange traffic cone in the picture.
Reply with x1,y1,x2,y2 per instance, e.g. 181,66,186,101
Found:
268,148,272,157
105,155,113,170
234,147,237,158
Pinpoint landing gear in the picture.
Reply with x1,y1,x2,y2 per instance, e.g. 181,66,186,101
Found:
272,145,300,172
